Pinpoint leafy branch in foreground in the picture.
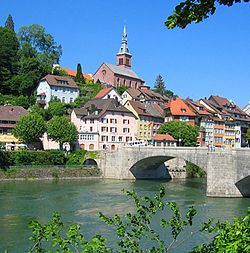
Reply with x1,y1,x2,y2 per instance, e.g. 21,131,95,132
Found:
27,188,250,252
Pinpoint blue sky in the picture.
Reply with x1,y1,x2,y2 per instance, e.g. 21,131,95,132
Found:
1,0,250,107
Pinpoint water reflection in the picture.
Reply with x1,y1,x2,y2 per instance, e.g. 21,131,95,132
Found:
0,178,249,252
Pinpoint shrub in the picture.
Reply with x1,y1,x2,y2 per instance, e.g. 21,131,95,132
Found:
66,150,87,165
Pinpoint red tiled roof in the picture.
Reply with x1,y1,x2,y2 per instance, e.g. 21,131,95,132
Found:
153,134,176,141
95,87,113,98
60,67,92,81
165,97,196,116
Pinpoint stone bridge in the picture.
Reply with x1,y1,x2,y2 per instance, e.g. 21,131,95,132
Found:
96,147,250,197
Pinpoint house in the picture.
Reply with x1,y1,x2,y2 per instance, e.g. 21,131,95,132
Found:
36,74,79,108
164,97,197,126
123,100,156,142
0,106,28,149
185,100,213,147
200,96,250,148
93,26,144,88
121,86,168,106
95,87,122,102
152,134,177,147
71,98,137,151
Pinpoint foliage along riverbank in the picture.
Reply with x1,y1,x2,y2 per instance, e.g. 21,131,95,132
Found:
0,166,101,180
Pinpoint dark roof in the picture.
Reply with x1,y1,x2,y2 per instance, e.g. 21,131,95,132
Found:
74,99,134,119
0,106,28,122
144,103,164,118
128,101,153,117
106,63,142,80
41,74,79,89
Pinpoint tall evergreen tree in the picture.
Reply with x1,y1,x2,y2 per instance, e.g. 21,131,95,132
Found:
0,27,19,94
153,74,166,96
5,14,15,31
75,63,85,84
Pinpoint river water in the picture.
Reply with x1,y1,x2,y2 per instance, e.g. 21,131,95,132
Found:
0,178,249,252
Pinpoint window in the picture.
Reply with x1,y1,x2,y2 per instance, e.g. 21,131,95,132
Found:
101,127,108,132
101,118,108,124
70,97,73,103
110,118,117,124
101,136,108,142
119,58,123,65
62,97,65,103
90,119,94,124
123,119,129,124
180,116,189,121
123,128,130,133
126,59,130,66
118,136,123,142
112,136,116,142
110,127,117,133
90,127,93,132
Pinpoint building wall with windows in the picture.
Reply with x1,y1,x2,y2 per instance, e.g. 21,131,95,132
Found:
72,110,136,151
36,75,79,108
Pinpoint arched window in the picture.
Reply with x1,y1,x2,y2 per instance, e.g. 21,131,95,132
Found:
89,144,94,150
111,144,116,150
80,144,85,150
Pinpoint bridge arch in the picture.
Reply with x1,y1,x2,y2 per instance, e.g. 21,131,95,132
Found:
235,175,250,197
129,155,206,179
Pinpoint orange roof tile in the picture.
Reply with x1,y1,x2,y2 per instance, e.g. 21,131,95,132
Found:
153,134,176,141
60,67,92,81
95,87,113,98
165,97,196,116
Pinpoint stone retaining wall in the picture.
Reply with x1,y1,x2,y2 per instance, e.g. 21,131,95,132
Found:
0,167,101,180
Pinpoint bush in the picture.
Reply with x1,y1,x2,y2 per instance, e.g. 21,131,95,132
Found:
3,150,66,166
0,151,13,168
66,150,87,165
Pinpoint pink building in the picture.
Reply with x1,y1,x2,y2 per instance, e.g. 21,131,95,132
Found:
71,98,137,151
93,26,144,88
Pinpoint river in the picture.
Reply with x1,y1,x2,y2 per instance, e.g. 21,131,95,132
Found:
0,178,249,252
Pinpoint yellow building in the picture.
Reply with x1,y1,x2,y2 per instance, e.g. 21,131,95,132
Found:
123,100,153,141
0,106,28,149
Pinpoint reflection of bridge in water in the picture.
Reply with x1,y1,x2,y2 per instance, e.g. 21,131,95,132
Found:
95,147,250,197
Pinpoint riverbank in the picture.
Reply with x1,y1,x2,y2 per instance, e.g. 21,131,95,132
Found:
0,167,101,180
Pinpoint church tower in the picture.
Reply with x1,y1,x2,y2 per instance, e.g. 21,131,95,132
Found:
116,26,132,69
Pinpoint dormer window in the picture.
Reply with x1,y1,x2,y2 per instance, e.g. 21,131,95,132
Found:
181,108,186,112
95,110,98,115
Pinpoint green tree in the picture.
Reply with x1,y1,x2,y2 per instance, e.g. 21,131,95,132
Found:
5,14,15,31
153,74,166,96
117,85,128,95
75,63,85,84
165,0,248,29
13,113,47,144
18,24,62,67
158,121,199,146
48,101,66,116
0,27,19,94
47,116,78,150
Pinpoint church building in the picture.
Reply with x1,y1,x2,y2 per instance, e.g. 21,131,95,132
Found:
93,26,144,89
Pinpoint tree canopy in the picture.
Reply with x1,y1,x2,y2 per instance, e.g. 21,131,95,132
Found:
75,63,85,84
153,74,174,98
14,113,47,144
5,14,14,31
166,0,250,29
47,116,78,150
158,121,199,146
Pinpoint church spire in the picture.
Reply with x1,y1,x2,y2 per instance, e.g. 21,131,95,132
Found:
117,25,132,68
